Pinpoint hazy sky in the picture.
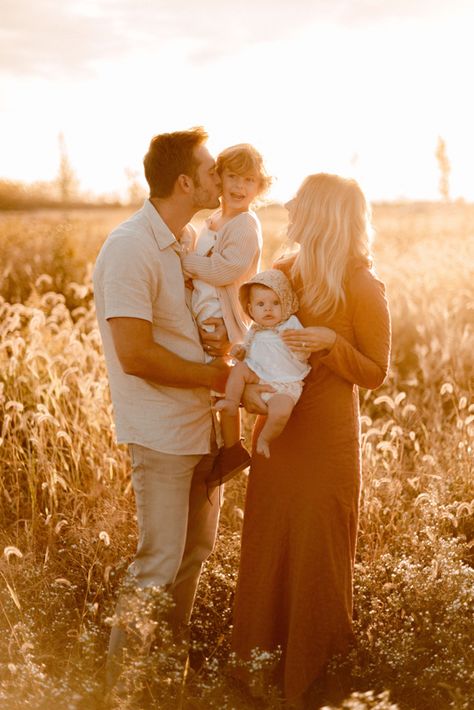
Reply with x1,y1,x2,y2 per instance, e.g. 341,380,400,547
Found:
1,0,473,202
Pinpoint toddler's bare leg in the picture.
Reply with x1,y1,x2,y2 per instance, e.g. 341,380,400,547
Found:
256,394,295,459
215,363,259,417
219,410,241,448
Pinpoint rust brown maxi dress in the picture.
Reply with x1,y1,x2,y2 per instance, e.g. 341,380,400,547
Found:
231,256,391,701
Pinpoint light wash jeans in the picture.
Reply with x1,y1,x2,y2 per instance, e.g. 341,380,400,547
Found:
106,438,219,686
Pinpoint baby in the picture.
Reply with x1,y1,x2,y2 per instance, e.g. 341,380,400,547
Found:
215,269,311,459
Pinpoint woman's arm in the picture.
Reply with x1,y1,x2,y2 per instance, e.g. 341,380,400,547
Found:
181,215,261,286
281,272,391,390
321,273,391,389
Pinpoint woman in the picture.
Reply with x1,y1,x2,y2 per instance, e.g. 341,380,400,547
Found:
231,173,391,706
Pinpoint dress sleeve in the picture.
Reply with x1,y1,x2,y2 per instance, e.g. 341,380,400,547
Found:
181,213,261,286
319,270,391,390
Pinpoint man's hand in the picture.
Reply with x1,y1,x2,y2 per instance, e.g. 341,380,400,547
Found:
241,383,275,415
199,317,230,357
207,357,231,393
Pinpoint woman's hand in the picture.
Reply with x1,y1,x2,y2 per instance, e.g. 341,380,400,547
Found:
281,326,336,355
241,383,274,414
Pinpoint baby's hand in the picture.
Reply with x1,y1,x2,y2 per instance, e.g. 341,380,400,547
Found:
230,344,246,361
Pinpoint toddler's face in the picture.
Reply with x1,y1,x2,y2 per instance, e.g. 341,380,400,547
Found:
248,285,282,327
221,168,261,213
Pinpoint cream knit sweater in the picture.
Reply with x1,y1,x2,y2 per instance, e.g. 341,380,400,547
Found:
181,210,262,344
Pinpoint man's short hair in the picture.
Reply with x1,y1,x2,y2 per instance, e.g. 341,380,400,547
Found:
143,127,208,198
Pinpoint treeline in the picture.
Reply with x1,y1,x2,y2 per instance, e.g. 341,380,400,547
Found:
0,179,124,210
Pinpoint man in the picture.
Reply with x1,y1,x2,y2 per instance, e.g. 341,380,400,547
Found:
93,127,230,689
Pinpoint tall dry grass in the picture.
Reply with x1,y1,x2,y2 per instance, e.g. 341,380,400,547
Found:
0,203,473,709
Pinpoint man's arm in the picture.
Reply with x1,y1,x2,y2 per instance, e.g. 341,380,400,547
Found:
109,317,229,392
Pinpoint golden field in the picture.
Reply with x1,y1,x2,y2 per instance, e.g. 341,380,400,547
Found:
0,203,473,709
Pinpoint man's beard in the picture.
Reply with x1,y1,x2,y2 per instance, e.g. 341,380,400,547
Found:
192,179,220,210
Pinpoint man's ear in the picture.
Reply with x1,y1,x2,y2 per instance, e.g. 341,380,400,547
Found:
177,174,193,193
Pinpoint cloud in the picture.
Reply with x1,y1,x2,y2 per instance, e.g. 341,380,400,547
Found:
0,0,128,77
0,0,472,77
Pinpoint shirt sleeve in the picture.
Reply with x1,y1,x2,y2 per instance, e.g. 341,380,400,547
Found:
319,270,391,390
101,237,158,322
181,213,261,286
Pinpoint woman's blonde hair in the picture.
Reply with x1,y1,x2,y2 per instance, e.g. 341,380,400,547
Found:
289,173,373,319
216,144,272,197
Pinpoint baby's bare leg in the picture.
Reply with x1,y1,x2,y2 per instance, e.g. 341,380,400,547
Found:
215,363,259,417
256,394,295,459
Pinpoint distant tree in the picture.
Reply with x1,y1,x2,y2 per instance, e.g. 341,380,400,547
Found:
56,132,79,204
125,167,147,206
435,136,451,202
0,179,56,210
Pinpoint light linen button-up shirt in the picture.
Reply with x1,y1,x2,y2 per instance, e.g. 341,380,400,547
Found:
93,200,213,455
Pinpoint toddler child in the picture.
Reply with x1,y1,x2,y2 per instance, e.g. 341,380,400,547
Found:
214,269,311,462
180,144,271,484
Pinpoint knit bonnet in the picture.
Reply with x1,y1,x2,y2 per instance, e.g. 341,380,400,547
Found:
239,269,299,323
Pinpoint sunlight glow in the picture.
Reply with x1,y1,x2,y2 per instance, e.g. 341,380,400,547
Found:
1,6,473,203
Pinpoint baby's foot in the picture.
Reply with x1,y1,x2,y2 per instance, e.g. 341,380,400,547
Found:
256,437,271,458
214,398,240,416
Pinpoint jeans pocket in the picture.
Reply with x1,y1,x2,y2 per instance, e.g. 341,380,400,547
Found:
129,444,145,474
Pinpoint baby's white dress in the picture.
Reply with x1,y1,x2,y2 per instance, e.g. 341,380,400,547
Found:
244,315,311,404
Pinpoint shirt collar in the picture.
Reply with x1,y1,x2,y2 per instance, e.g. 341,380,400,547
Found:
143,199,181,252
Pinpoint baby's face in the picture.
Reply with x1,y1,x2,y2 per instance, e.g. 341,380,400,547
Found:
248,285,282,327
